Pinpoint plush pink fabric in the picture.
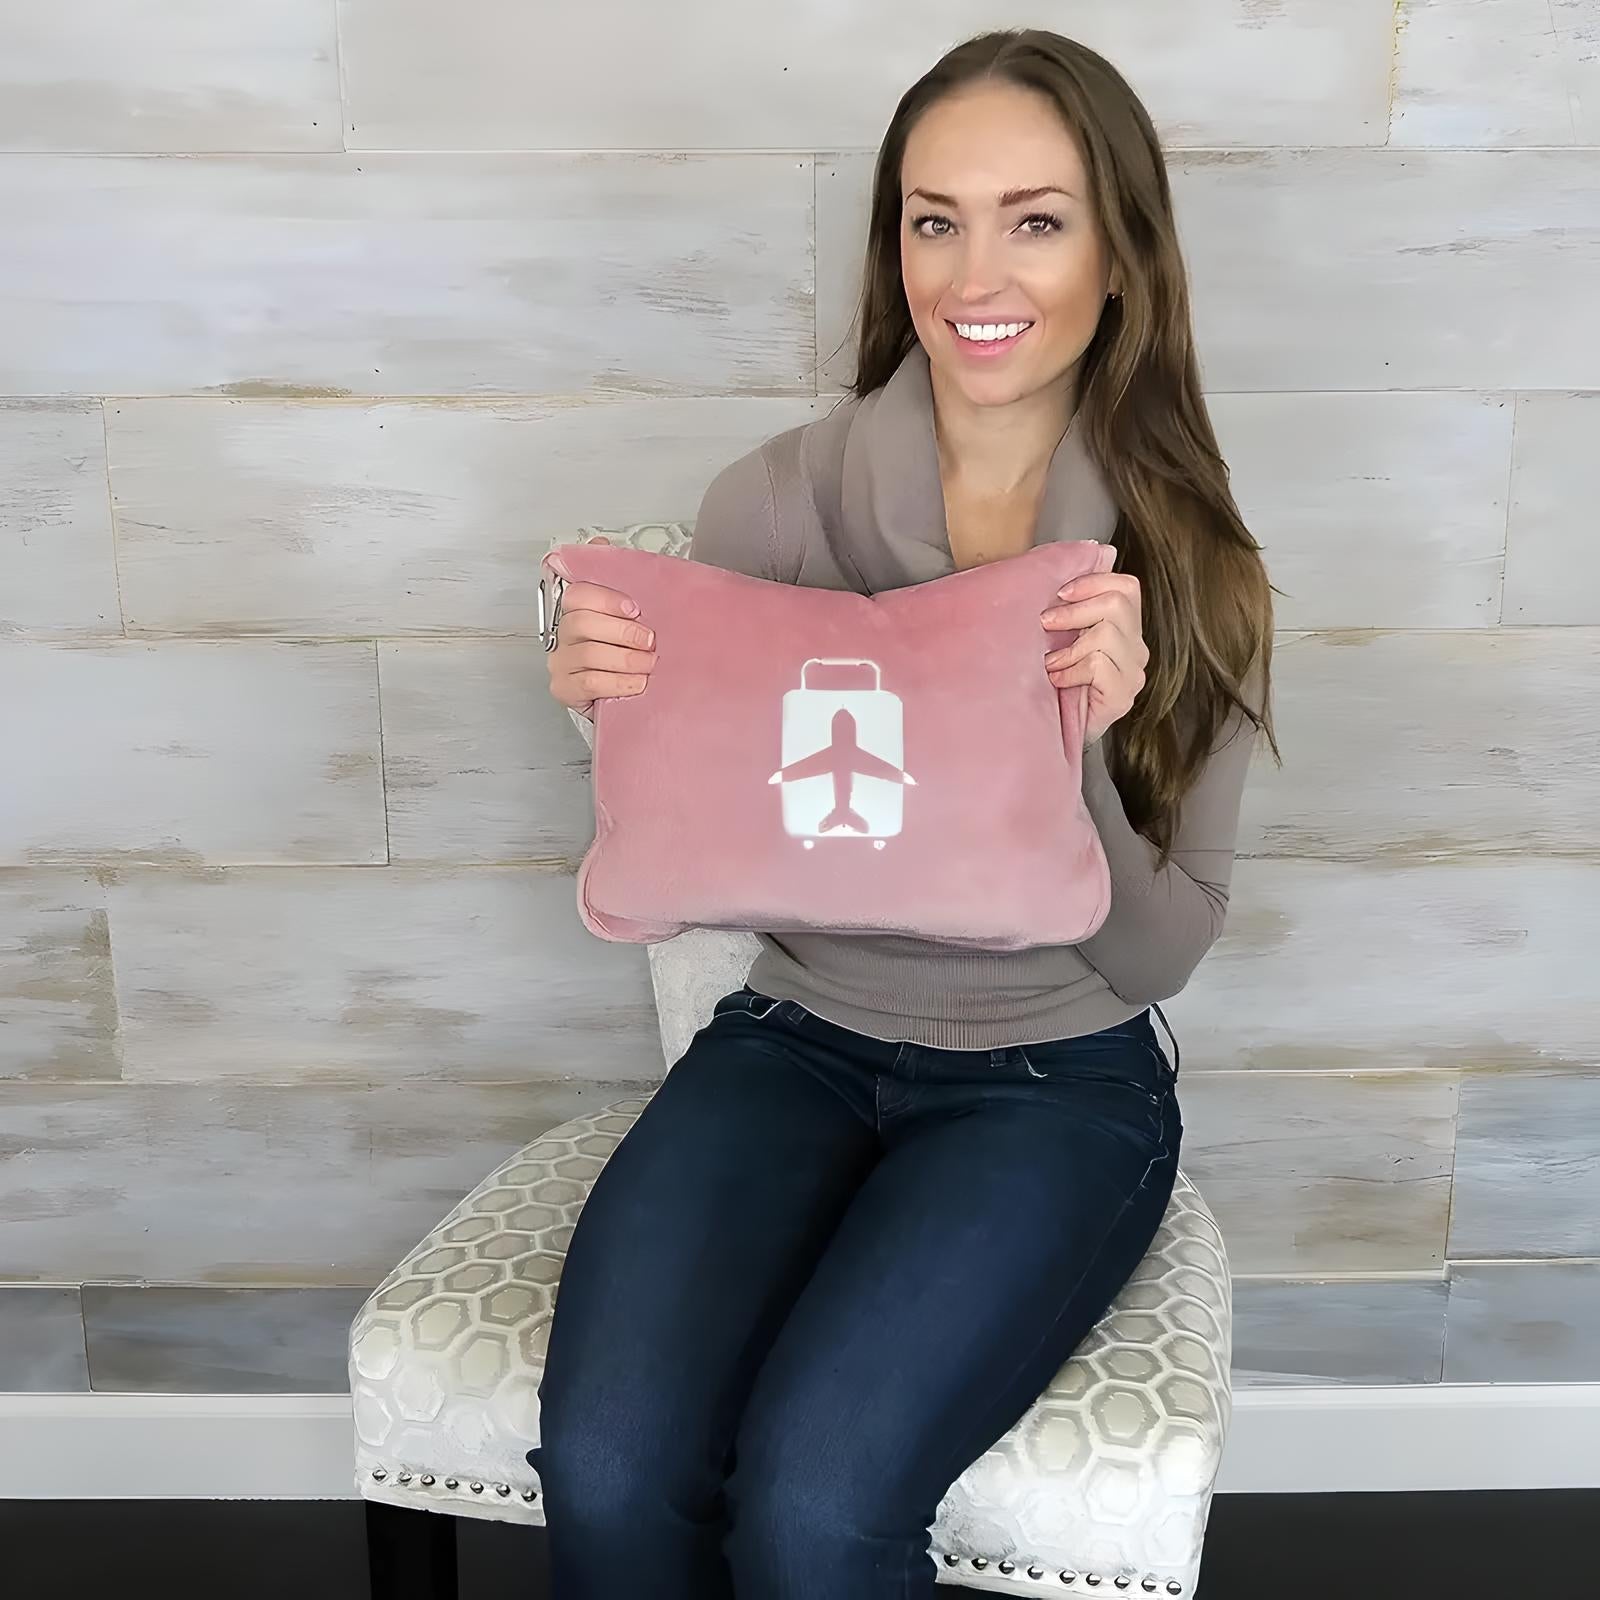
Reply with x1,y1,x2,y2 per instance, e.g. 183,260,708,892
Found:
543,539,1117,950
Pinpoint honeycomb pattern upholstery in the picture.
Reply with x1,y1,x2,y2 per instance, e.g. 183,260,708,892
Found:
349,522,1233,1596
349,1095,1230,1595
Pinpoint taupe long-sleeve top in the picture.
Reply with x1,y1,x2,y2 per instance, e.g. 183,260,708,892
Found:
684,342,1262,1050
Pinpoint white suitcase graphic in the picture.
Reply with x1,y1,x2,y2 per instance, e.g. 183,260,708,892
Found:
767,659,916,849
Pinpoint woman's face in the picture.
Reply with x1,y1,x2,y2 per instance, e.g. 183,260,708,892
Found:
898,81,1117,412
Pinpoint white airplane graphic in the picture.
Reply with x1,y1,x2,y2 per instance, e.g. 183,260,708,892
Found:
768,707,917,835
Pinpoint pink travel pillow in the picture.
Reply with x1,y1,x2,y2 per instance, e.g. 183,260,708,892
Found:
542,539,1117,950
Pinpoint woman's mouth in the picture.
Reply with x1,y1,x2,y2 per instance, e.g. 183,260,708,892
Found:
947,319,1035,358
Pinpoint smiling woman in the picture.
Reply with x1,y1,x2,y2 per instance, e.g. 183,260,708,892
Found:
899,104,1117,403
535,27,1276,1600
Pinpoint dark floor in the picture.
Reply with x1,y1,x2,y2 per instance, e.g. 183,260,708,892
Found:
5,1490,1595,1599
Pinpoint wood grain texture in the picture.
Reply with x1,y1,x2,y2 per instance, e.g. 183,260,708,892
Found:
1443,1263,1600,1382
1210,392,1512,629
1172,150,1600,391
1175,1069,1459,1274
1503,391,1600,624
0,1288,90,1391
0,641,384,867
1393,0,1600,146
0,873,120,1083
106,397,818,635
81,1285,372,1392
380,642,592,865
0,1,340,153
1239,630,1598,859
1231,1278,1448,1387
0,156,813,398
815,154,874,395
337,0,1394,150
108,868,659,1082
0,402,120,636
1163,860,1600,1072
826,148,1600,393
0,1079,649,1283
1448,1070,1600,1259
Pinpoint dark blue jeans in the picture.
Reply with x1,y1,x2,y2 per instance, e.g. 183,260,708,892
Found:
530,989,1182,1599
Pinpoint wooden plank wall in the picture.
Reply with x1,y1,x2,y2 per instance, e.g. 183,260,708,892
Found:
1,1,1596,1391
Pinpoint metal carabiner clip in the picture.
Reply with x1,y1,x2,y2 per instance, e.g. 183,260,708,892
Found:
536,570,566,653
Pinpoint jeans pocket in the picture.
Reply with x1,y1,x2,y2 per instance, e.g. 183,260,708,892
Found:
1013,1031,1169,1110
711,987,787,1023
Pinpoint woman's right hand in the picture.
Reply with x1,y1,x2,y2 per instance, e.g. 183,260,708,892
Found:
546,579,658,715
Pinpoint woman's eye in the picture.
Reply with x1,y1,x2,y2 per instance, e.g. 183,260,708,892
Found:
910,212,1060,238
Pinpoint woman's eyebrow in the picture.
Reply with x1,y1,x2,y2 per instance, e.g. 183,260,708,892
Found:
905,184,1077,208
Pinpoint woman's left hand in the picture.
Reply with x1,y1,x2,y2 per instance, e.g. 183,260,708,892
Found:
1040,571,1149,749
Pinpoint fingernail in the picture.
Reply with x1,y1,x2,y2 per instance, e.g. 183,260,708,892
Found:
642,629,655,648
624,600,640,618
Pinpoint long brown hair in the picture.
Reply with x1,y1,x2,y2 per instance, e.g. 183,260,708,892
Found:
848,29,1277,855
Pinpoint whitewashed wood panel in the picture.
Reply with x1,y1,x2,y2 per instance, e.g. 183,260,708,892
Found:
1164,860,1600,1072
1444,1263,1600,1382
337,0,1393,150
1504,391,1600,624
0,403,120,636
109,868,658,1082
815,154,875,395
0,873,119,1081
0,156,812,397
0,1079,648,1283
81,1285,371,1393
1172,150,1600,391
1449,1071,1600,1259
1231,1279,1448,1387
1394,0,1600,146
828,150,1600,395
0,1288,90,1390
107,397,818,635
0,641,384,866
1240,630,1597,858
380,643,592,864
1210,392,1512,629
1176,1070,1459,1274
0,1,340,153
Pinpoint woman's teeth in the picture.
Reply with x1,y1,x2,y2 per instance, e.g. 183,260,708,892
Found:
953,321,1033,342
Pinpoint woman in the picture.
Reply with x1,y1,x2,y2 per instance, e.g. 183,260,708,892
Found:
532,28,1275,1600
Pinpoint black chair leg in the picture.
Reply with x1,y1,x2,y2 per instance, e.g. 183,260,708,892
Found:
365,1498,459,1600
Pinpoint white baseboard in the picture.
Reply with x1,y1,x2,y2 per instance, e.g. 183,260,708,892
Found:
2,1384,1597,1500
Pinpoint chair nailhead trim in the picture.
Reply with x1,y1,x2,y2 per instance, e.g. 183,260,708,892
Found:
370,1464,540,1502
930,1554,1179,1592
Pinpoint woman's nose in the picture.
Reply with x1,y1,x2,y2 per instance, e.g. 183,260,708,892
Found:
951,238,1009,302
